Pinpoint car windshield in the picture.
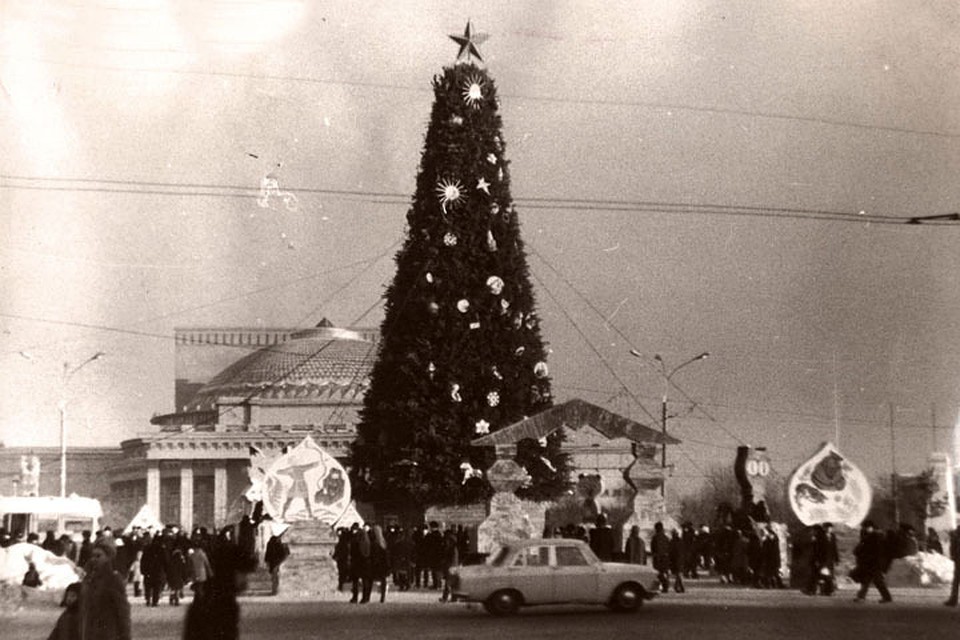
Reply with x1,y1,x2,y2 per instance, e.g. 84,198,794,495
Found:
488,546,512,566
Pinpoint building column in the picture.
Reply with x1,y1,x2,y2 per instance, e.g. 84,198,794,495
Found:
213,463,227,529
180,464,194,533
146,462,160,519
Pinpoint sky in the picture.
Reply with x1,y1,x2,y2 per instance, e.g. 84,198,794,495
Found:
2,0,960,496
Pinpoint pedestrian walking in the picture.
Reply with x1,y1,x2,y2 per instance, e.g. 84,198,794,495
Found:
264,532,291,596
166,545,188,606
852,520,892,603
650,522,670,593
140,534,166,607
589,513,615,562
80,541,131,640
624,525,646,565
349,524,372,603
46,582,81,640
369,525,391,603
668,529,686,593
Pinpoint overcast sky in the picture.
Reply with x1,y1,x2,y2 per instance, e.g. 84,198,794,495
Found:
3,0,960,494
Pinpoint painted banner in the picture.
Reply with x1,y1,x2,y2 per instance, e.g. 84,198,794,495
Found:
258,435,351,525
788,441,871,527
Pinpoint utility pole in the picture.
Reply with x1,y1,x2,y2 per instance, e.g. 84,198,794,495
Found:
889,403,900,527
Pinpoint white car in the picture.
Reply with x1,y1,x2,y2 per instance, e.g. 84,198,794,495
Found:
450,538,659,615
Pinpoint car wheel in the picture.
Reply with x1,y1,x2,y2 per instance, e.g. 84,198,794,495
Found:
611,583,643,613
484,589,521,616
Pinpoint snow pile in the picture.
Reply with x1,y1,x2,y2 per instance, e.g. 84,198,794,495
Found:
886,552,954,587
0,543,82,591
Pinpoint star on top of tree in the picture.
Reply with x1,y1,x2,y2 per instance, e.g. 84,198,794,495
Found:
449,20,489,63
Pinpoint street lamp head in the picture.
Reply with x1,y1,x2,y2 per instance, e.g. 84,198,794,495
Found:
696,352,709,360
653,354,663,363
628,349,643,359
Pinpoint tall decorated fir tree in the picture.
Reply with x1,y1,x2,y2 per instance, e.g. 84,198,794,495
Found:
352,23,570,506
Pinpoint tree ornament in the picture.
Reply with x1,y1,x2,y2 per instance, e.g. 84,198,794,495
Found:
525,313,538,329
500,299,510,311
534,361,549,378
457,299,470,313
450,115,464,126
486,275,505,295
462,74,484,109
538,435,548,447
489,203,500,216
514,346,525,356
449,20,489,63
425,272,434,283
436,178,464,214
451,384,462,403
474,419,490,435
486,391,501,407
476,177,491,194
498,167,504,181
512,312,523,329
469,321,481,330
491,366,503,380
486,229,498,252
428,362,436,379
443,232,458,246
460,461,483,483
427,301,440,315
487,153,498,165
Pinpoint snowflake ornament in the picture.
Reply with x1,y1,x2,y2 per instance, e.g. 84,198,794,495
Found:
486,391,500,407
443,232,458,246
474,419,490,435
436,178,464,214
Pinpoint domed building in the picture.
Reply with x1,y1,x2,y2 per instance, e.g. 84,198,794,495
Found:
110,320,377,531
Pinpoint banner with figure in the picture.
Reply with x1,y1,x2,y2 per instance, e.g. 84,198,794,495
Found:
260,435,351,525
788,441,871,527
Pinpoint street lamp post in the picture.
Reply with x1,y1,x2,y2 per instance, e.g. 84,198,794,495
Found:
629,349,709,496
60,352,105,497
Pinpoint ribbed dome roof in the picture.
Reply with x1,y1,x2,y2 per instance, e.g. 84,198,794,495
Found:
187,320,376,410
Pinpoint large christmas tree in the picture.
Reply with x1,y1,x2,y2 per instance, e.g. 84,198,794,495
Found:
352,23,570,506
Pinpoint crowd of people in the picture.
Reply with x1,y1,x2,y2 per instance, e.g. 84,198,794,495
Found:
331,520,469,603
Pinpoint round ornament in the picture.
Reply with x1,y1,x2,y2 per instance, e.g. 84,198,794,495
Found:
534,361,549,378
457,299,470,313
450,115,464,126
428,301,439,315
489,203,500,216
426,272,434,284
486,275,504,295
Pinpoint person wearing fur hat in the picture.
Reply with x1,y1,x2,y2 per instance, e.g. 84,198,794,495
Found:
80,541,131,640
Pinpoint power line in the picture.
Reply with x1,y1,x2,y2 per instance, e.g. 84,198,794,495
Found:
7,52,960,139
6,175,956,227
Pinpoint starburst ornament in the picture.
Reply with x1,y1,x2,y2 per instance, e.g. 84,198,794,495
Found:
474,419,490,435
449,20,489,63
462,75,484,109
476,177,491,194
436,178,464,214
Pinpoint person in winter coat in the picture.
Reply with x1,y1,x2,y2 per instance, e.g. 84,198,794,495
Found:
140,534,167,606
668,529,686,593
80,541,131,640
369,525,391,603
46,581,81,640
589,513,615,562
332,527,351,591
264,533,291,596
390,528,415,592
349,525,372,604
650,522,670,593
624,525,646,565
439,528,459,603
852,520,892,603
182,525,255,640
166,545,188,605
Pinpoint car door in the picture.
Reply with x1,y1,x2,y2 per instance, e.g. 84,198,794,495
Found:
552,543,600,603
508,544,553,604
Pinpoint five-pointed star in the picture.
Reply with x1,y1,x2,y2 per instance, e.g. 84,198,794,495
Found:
450,20,489,62
475,419,490,434
476,177,491,194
